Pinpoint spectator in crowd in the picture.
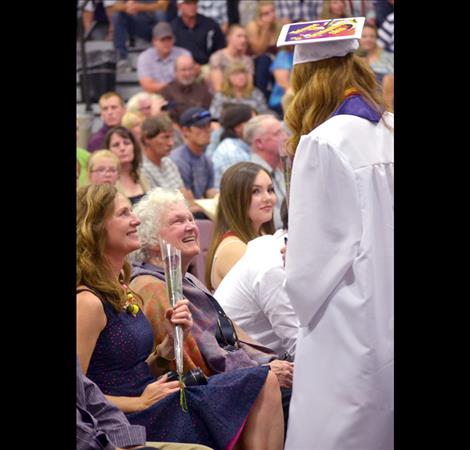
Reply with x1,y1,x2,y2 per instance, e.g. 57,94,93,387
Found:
214,199,299,359
170,107,218,205
140,114,186,191
171,0,226,67
280,19,393,450
137,22,191,94
244,114,287,230
77,183,285,450
319,0,351,19
88,92,126,153
105,126,151,204
245,0,283,99
209,62,268,121
161,55,213,123
374,0,394,29
87,149,121,185
358,22,394,83
112,0,169,72
79,0,116,41
197,0,229,34
122,110,145,143
126,91,168,118
274,0,321,23
130,186,293,429
238,0,258,27
211,104,255,189
268,45,294,118
205,161,276,291
77,119,90,187
377,0,394,53
209,24,254,93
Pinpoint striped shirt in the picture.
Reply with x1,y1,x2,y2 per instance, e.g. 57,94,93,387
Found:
378,12,394,53
142,155,184,190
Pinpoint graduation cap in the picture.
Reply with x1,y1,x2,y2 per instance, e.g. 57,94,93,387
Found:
277,17,366,65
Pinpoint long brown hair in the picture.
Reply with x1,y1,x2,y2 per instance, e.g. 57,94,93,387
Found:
284,52,390,155
77,184,137,311
105,126,143,184
205,162,275,289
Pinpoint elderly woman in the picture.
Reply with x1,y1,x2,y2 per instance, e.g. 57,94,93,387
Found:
130,187,292,437
77,184,284,450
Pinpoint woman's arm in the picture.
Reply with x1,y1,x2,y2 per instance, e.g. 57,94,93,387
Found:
76,291,107,374
246,20,271,55
213,239,247,290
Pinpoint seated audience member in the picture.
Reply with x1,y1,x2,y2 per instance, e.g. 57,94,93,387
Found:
137,22,191,94
319,0,351,19
211,104,254,189
79,0,116,41
197,0,229,34
122,110,145,143
161,55,213,123
214,199,299,359
126,92,168,118
88,92,126,152
140,114,185,191
77,184,285,450
171,0,226,67
77,357,213,450
268,45,294,118
204,125,223,160
77,120,90,187
209,62,269,121
170,107,218,202
209,24,254,92
377,0,394,53
87,150,121,185
112,0,169,72
245,1,283,99
358,22,394,84
130,187,293,427
244,114,287,230
105,126,151,205
206,161,276,291
274,0,321,22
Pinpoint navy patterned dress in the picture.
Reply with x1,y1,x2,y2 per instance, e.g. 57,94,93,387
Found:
85,292,269,450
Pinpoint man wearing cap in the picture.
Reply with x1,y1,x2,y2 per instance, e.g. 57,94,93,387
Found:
160,54,213,123
279,18,394,450
170,107,218,212
137,21,191,93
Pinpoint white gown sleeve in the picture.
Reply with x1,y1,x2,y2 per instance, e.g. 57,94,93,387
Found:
285,135,362,327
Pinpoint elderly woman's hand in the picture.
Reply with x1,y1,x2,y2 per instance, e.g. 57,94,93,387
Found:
165,299,193,338
268,359,294,388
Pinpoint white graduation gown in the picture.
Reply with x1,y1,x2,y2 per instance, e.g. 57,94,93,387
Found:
285,112,394,450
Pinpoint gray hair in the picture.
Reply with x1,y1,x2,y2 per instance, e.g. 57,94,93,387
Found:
243,114,279,146
126,92,165,114
131,187,187,262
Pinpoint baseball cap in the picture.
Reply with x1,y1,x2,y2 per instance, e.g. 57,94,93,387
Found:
277,17,365,65
180,107,211,127
152,22,174,40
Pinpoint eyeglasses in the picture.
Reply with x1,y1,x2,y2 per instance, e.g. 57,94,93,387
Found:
90,167,118,174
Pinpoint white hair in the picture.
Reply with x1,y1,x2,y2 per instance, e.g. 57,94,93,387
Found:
126,92,165,114
243,114,279,146
131,187,187,262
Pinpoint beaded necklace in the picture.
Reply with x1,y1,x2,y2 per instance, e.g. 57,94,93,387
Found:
121,282,140,317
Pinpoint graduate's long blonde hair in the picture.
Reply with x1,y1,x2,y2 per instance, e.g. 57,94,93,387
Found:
284,53,390,155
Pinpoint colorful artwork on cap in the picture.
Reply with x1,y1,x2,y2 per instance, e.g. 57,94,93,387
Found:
277,17,365,47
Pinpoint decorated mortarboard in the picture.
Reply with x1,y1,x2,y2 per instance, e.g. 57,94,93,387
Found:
277,17,366,65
